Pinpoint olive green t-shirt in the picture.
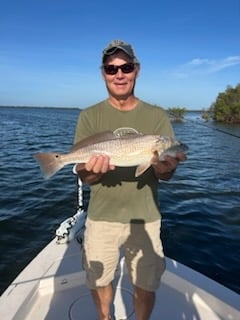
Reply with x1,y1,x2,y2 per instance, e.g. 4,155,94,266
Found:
74,99,174,223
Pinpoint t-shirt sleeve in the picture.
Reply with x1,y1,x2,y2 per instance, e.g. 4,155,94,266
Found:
152,107,175,138
73,109,95,144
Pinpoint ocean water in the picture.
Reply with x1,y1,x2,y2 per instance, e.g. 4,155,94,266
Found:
0,107,240,295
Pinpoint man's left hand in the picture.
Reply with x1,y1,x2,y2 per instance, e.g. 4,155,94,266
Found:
151,151,187,180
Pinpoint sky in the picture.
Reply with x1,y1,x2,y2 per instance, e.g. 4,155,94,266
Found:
0,0,239,110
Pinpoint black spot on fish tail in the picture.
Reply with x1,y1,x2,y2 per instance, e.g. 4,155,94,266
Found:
33,152,65,179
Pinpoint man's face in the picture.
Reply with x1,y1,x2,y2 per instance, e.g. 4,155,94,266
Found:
102,51,140,100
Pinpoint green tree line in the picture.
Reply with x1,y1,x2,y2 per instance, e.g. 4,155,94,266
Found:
208,84,240,123
167,107,186,122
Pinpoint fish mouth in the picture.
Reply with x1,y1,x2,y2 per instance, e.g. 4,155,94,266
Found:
178,143,189,152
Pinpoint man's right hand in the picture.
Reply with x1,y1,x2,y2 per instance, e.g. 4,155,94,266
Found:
75,155,115,184
85,155,115,173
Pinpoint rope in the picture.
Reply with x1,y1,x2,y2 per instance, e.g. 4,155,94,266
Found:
55,176,87,243
77,177,84,211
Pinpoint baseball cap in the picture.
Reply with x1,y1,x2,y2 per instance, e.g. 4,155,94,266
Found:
102,40,139,64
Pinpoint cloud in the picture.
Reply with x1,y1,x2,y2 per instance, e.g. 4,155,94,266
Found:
188,56,240,71
188,58,210,66
171,56,240,78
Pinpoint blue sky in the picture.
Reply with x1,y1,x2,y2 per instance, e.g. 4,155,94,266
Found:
0,0,239,110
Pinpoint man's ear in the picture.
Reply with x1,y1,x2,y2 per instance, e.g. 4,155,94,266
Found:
135,64,140,78
101,68,106,80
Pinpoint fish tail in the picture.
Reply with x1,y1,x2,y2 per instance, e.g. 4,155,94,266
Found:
33,153,64,179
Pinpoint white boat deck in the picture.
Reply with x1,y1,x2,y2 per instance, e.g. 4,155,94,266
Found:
0,238,239,320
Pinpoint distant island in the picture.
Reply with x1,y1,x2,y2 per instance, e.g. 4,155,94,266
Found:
167,84,240,124
205,84,240,124
0,105,81,110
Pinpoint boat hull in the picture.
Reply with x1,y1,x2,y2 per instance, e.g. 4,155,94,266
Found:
0,237,239,319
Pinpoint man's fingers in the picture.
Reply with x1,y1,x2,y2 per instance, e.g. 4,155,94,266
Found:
85,155,113,173
85,156,98,171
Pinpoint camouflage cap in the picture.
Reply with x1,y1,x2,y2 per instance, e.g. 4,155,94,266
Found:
102,40,139,64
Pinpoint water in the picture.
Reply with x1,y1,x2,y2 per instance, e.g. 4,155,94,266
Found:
0,107,239,295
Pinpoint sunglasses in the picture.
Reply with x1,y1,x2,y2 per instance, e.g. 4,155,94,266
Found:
103,63,135,75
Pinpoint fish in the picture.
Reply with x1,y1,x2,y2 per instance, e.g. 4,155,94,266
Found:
33,131,188,179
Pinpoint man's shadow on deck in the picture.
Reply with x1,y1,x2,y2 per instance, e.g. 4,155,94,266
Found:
124,219,165,292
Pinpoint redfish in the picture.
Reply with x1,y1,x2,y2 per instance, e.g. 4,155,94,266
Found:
34,131,188,179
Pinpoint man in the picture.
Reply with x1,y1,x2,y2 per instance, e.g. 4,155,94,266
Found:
74,40,186,320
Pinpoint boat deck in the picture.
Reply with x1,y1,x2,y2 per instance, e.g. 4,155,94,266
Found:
0,238,239,320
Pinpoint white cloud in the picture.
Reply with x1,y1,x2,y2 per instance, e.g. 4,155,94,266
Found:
171,56,240,78
208,56,240,72
188,58,210,66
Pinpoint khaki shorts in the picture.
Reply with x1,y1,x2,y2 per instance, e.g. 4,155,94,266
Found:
82,218,166,291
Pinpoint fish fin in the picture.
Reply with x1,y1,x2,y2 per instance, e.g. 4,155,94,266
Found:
135,163,151,177
33,153,64,179
71,131,116,151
